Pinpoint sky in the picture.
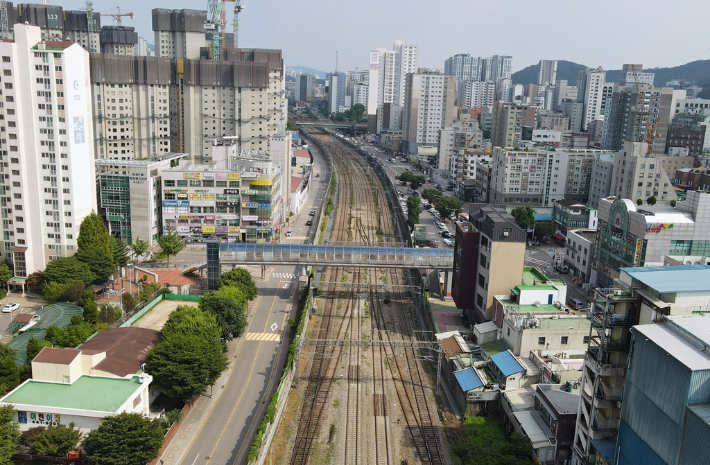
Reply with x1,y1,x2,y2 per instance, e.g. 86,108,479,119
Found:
62,0,710,74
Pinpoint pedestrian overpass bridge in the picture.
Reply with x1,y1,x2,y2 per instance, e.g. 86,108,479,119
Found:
214,243,454,269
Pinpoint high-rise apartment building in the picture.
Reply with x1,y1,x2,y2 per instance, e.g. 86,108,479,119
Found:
444,53,483,90
482,55,512,83
393,40,418,107
152,9,210,59
351,83,369,107
295,73,315,102
401,73,457,154
561,99,584,133
9,4,101,53
606,141,678,204
588,152,615,208
553,80,577,111
459,81,496,110
99,26,138,56
489,146,613,207
577,67,606,131
0,24,97,275
537,60,557,86
490,102,537,148
327,72,347,114
618,63,654,86
89,48,287,161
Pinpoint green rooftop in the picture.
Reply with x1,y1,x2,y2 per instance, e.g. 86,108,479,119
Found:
479,338,512,357
522,266,552,286
2,376,143,412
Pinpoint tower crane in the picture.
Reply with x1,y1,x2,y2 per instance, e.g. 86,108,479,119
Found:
101,6,134,27
205,0,222,60
231,0,244,48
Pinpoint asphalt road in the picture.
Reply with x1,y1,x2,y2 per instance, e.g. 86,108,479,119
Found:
524,245,594,308
176,143,329,465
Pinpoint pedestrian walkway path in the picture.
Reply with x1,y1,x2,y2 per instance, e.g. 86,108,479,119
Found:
284,235,309,241
270,272,298,279
244,332,281,342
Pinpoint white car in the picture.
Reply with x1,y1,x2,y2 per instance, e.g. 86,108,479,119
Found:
443,239,454,247
285,229,293,237
2,303,19,313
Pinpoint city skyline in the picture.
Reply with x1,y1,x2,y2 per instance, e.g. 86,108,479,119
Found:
60,0,710,73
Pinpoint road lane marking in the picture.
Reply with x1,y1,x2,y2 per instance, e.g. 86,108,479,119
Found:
245,332,280,342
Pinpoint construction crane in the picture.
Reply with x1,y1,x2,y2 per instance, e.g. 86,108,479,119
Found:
101,6,134,27
231,0,244,48
205,0,222,60
85,1,98,52
630,64,657,156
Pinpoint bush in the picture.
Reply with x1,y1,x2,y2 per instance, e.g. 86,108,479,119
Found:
383,298,391,305
166,409,182,426
98,304,122,325
22,423,82,456
42,281,68,302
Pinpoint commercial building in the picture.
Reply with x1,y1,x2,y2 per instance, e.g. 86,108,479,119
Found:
95,153,187,245
160,142,285,243
538,111,570,131
0,24,97,276
665,121,706,157
452,205,526,324
588,152,615,208
606,142,677,204
490,103,537,148
577,67,607,131
489,147,612,208
674,167,710,192
554,81,578,111
572,266,710,464
561,99,584,133
564,229,596,283
537,60,557,87
89,48,287,161
594,190,710,287
401,72,457,155
295,73,315,102
552,199,598,236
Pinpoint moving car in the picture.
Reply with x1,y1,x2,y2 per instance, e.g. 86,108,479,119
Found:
285,229,293,237
309,210,316,216
2,303,19,313
567,296,585,311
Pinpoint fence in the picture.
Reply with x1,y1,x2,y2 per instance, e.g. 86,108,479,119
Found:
120,293,202,328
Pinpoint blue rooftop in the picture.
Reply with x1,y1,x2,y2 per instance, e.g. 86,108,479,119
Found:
453,367,484,392
490,350,526,377
620,265,710,294
291,133,301,139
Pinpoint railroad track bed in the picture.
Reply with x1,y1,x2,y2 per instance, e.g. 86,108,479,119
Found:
268,130,447,465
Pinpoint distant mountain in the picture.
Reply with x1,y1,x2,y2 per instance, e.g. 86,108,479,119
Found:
512,59,710,88
286,66,328,79
512,60,586,86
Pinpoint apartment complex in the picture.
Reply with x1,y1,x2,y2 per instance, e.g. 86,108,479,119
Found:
577,67,607,131
459,80,495,110
490,102,536,148
89,48,287,161
401,72,457,154
594,190,710,287
588,152,615,208
8,4,101,53
537,60,557,87
99,26,138,56
0,24,97,275
151,9,209,60
489,146,611,208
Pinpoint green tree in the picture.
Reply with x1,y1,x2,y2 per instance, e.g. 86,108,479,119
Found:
64,280,87,303
199,295,247,341
129,237,149,264
156,230,184,265
207,286,247,311
0,345,16,361
122,292,137,312
409,174,426,190
0,357,19,395
670,199,677,207
351,103,366,122
421,188,442,204
0,405,19,464
26,271,44,290
23,423,82,457
452,415,532,465
432,196,463,220
637,198,644,206
112,236,130,269
511,206,535,230
43,257,95,285
534,221,556,241
98,304,122,325
77,212,113,257
0,265,11,286
44,318,95,349
161,306,223,341
406,195,422,228
42,281,68,302
26,336,43,362
219,267,258,300
75,247,116,282
77,291,98,323
82,413,165,465
286,119,298,131
647,195,657,205
138,282,161,305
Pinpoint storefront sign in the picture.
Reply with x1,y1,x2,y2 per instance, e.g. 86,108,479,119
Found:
224,189,240,195
241,172,259,179
183,172,201,179
216,226,229,234
162,200,190,207
18,411,62,426
164,189,187,193
215,214,237,220
202,226,216,233
244,203,258,208
242,215,258,221
203,193,215,201
204,215,216,220
646,223,673,233
189,194,202,200
202,172,215,180
228,226,240,233
634,239,642,264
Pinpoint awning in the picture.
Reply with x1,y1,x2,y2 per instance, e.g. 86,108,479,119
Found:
635,288,670,310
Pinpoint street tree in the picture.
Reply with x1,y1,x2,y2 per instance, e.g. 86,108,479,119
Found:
406,195,421,228
207,286,247,311
156,230,184,265
199,295,247,341
351,103,366,122
76,212,113,257
23,423,82,457
82,413,165,465
433,196,462,220
511,206,535,230
129,237,149,264
534,221,556,241
646,196,657,205
408,174,426,191
421,188,442,204
219,267,258,300
0,265,11,286
43,257,95,285
0,405,19,465
161,306,224,341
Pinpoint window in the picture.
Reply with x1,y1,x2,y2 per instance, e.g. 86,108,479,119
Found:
561,336,568,345
538,337,546,345
478,275,485,287
2,69,10,76
476,293,484,309
583,336,590,344
2,57,9,63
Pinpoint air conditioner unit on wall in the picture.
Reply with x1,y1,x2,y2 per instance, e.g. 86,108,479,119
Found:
503,231,509,237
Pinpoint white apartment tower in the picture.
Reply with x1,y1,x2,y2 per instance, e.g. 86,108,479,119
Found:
401,73,457,154
0,24,97,275
460,81,496,110
444,53,482,90
537,60,557,86
482,55,512,83
577,67,607,131
393,39,418,107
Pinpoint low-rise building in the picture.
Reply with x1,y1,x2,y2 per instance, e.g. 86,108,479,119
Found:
564,229,597,283
551,199,598,238
488,350,528,390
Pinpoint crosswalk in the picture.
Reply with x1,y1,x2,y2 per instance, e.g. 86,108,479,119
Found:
525,257,552,268
284,236,309,241
244,332,281,342
270,272,298,279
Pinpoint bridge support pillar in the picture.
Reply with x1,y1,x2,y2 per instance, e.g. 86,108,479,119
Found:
442,270,450,300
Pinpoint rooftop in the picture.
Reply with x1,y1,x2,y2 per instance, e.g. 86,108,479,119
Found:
621,265,710,294
490,350,527,377
454,367,485,392
33,348,81,365
2,376,145,412
536,384,580,415
95,152,187,167
521,267,560,287
479,338,512,357
503,387,536,411
634,320,710,371
79,327,161,377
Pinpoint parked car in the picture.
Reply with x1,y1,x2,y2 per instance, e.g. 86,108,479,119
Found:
443,239,454,247
315,173,320,178
309,210,316,216
306,220,313,226
567,296,585,311
2,303,19,313
285,229,293,237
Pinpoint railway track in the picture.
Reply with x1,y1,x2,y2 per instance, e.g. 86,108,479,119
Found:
288,129,445,465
